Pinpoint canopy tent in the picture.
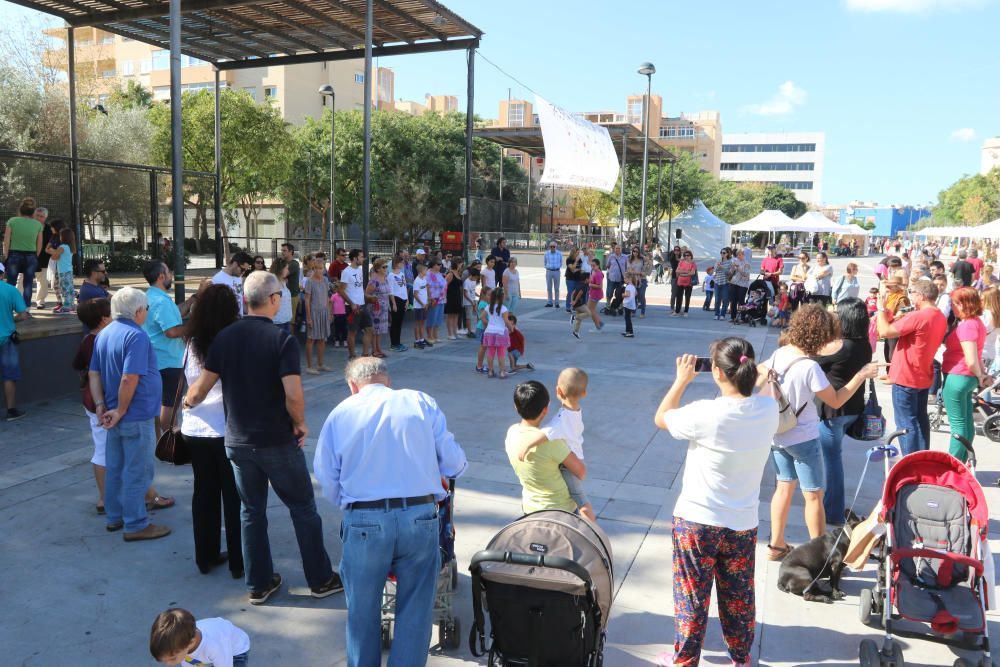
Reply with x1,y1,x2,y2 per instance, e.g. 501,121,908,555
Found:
795,211,858,234
959,219,1000,239
657,200,731,261
730,209,796,232
914,226,977,237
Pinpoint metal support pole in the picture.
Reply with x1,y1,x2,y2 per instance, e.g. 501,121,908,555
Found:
169,0,185,303
666,159,676,244
150,170,159,258
329,88,336,255
639,73,652,250
549,184,555,233
618,133,627,244
498,146,504,235
67,28,82,271
361,0,373,282
655,155,663,248
463,46,474,263
213,68,223,268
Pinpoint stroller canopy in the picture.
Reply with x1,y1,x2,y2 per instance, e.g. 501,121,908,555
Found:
479,510,614,627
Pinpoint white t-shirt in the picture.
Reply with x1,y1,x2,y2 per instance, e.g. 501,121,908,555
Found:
340,265,365,307
463,278,478,305
185,617,251,667
212,270,245,317
542,406,585,459
274,285,292,325
389,270,408,301
623,284,637,310
763,347,831,448
666,395,779,530
484,305,509,334
482,267,496,289
181,344,225,438
982,310,999,361
412,276,428,309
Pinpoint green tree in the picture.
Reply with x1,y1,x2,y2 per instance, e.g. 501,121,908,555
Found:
573,187,618,225
701,181,806,225
148,89,291,254
934,169,999,225
108,81,154,110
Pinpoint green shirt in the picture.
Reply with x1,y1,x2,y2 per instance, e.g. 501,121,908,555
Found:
505,423,575,514
5,216,42,253
287,259,301,297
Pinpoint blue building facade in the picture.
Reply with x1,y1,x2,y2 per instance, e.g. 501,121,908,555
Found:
837,206,931,238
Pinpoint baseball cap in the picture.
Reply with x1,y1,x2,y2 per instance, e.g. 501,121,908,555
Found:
415,248,426,255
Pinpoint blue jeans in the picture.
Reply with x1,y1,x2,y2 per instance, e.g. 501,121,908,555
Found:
702,290,713,311
104,419,155,533
505,293,520,315
341,502,440,667
5,250,38,306
892,384,930,456
638,278,648,315
771,438,825,492
714,283,730,318
545,269,560,305
564,278,576,311
226,445,333,591
0,338,20,381
233,651,249,667
819,415,857,523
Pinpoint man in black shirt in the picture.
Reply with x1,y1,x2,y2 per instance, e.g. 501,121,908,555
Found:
950,250,974,288
185,270,342,606
491,237,511,284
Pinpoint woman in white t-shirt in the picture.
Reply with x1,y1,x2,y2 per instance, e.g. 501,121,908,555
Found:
653,337,778,667
758,304,877,561
481,286,514,378
181,284,243,578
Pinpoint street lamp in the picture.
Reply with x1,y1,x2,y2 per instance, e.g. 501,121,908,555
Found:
637,61,655,250
318,84,336,255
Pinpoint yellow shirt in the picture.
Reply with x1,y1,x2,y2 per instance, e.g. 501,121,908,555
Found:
504,423,575,513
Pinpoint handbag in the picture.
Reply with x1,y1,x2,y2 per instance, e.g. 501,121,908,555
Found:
848,379,886,441
760,356,810,435
155,351,191,465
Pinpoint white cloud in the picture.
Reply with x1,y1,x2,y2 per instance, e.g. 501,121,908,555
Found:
950,127,977,142
846,0,987,13
745,81,807,116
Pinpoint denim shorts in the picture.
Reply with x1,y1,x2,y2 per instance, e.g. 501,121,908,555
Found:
414,308,426,321
0,339,20,381
771,438,825,492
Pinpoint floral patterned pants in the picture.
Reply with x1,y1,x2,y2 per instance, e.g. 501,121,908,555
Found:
672,517,757,666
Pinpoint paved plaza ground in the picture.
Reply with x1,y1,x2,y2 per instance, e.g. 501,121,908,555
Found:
2,253,999,666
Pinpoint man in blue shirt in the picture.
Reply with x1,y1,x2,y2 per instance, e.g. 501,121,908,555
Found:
88,286,169,541
314,357,467,667
78,259,111,304
543,241,563,307
142,261,186,440
0,262,29,421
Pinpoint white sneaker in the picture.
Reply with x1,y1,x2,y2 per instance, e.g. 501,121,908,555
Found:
457,328,468,335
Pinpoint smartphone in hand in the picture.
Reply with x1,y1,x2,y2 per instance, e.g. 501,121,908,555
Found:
694,357,713,373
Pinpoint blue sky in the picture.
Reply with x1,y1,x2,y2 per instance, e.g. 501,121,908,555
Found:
4,0,996,206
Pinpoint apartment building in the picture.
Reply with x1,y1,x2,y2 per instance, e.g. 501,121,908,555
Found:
43,27,395,125
982,137,1000,176
395,94,459,116
720,132,826,206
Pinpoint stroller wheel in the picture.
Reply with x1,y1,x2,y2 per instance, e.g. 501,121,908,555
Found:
978,658,995,667
887,641,904,667
859,639,880,667
859,588,877,626
983,414,1000,443
953,659,974,667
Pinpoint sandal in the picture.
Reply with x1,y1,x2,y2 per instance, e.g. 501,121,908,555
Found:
499,371,508,379
767,543,793,561
374,352,387,358
96,504,105,515
146,496,175,511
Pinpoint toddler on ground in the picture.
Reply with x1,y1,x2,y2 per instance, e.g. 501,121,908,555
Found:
150,607,250,667
506,314,534,373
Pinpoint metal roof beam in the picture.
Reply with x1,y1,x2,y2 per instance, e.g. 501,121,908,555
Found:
188,12,294,58
68,0,282,27
278,0,369,47
213,7,324,55
95,22,219,62
250,4,350,51
373,0,445,41
330,0,410,44
113,18,252,61
412,0,482,37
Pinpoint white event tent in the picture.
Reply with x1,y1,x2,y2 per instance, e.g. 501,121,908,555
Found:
796,211,864,234
730,209,797,232
657,200,731,261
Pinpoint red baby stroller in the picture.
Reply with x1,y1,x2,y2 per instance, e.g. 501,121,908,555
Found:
858,448,993,667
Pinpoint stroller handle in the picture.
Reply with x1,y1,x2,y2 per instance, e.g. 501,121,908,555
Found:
884,428,908,445
469,549,593,586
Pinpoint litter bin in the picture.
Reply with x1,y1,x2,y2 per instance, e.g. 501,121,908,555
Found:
594,248,606,268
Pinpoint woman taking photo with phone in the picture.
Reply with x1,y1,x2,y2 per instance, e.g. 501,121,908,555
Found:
653,337,778,667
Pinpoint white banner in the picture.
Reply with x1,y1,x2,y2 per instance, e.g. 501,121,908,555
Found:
534,95,620,193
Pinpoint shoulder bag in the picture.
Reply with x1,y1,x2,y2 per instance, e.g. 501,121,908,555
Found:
760,356,811,435
155,350,191,465
847,379,886,441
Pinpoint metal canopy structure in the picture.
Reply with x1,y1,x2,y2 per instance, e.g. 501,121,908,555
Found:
474,123,676,165
9,0,482,300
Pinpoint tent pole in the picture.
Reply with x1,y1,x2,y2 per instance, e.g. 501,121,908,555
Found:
618,132,627,246
169,0,185,304
361,0,373,282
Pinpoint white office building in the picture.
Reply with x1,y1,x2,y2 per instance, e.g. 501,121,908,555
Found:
720,132,826,206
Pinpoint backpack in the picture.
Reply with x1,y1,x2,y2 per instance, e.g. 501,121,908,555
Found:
760,356,811,435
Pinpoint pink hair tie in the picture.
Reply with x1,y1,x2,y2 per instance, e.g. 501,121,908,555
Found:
739,355,749,363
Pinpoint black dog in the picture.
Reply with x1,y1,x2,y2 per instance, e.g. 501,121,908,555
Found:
777,510,864,603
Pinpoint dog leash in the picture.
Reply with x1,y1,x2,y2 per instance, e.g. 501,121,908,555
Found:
799,442,898,595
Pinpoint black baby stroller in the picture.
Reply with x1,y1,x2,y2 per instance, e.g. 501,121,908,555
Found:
736,276,770,327
601,283,625,317
469,510,614,666
858,449,993,667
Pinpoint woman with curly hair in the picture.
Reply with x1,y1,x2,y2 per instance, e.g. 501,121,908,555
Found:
758,304,877,560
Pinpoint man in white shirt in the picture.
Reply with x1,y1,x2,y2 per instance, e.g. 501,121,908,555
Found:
314,357,467,666
212,252,253,317
339,249,372,358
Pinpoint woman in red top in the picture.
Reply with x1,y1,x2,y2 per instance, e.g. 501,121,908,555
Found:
942,287,989,462
760,245,784,294
672,251,697,317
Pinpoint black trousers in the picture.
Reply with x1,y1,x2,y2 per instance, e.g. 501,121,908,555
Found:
185,434,243,575
729,285,748,320
624,307,635,334
390,296,406,346
673,285,693,313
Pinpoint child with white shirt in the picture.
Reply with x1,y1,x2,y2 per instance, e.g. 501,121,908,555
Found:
622,275,638,338
518,368,595,522
412,263,429,349
150,607,250,667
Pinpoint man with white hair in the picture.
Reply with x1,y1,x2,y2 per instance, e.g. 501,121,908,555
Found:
314,356,467,666
185,270,342,605
88,286,170,541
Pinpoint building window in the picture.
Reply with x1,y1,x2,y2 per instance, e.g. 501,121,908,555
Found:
243,87,257,100
153,85,170,100
140,58,151,74
354,72,364,84
264,86,277,99
531,113,539,125
507,102,525,127
152,50,169,71
660,126,695,138
627,100,643,124
101,68,115,78
120,60,134,76
721,143,817,153
719,162,815,171
99,35,114,44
